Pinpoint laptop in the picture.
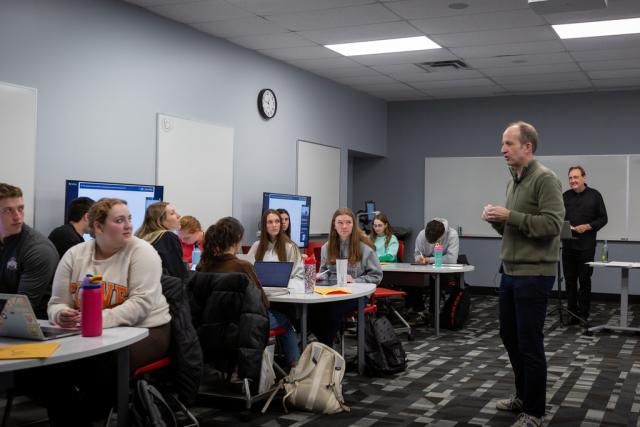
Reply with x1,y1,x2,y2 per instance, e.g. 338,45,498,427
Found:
0,294,81,341
254,261,293,297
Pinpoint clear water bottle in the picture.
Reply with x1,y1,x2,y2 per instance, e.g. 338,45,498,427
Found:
434,242,443,268
601,240,608,262
81,274,103,337
191,245,201,269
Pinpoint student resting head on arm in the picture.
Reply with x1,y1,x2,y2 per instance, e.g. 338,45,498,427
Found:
178,214,204,263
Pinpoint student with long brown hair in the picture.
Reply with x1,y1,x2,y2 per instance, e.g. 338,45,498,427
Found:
369,213,399,262
309,207,382,346
248,209,303,280
276,208,291,239
198,217,300,367
135,201,187,279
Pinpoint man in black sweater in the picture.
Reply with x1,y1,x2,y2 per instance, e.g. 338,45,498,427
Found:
48,196,94,258
562,166,608,323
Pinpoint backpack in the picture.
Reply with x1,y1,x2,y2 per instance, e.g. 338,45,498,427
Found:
131,379,178,427
439,287,471,330
364,314,407,376
262,342,349,414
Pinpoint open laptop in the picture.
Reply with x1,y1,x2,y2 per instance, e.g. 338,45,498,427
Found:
0,294,81,341
254,261,293,297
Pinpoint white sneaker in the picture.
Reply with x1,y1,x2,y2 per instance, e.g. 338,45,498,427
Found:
511,413,543,427
496,395,523,412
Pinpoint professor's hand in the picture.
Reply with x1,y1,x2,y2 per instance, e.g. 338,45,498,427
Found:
485,205,510,223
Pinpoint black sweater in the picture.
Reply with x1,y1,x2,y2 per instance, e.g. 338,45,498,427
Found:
563,185,608,251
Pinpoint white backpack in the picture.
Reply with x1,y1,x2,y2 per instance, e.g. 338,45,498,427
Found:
262,342,350,414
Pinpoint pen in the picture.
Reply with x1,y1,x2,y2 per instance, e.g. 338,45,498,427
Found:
317,269,330,277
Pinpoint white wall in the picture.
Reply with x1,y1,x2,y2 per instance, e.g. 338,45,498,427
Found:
0,0,387,241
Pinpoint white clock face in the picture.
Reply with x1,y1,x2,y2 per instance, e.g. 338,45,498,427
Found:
260,89,277,119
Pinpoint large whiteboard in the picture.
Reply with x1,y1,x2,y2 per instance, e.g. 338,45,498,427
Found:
157,114,233,230
425,155,633,240
0,81,37,226
297,141,340,235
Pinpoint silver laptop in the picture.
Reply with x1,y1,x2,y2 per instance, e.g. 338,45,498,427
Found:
254,261,293,297
0,294,81,341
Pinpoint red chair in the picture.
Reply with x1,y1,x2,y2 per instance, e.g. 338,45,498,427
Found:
268,328,289,377
396,240,405,262
241,245,251,254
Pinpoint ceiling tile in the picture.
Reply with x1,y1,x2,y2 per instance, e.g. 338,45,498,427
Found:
336,74,398,85
411,9,545,35
588,69,640,79
265,4,400,31
191,16,288,38
313,66,383,78
259,46,339,60
464,52,574,68
286,57,362,70
492,71,588,85
451,40,566,58
480,62,581,76
229,32,314,50
501,80,593,92
149,0,252,24
350,49,457,66
579,58,640,71
297,21,421,45
432,26,557,48
124,0,194,6
562,34,640,52
349,82,414,91
570,47,640,62
411,78,496,89
371,63,425,74
542,0,640,25
227,0,375,15
377,92,432,101
386,0,529,19
592,77,640,88
394,69,485,82
422,85,507,98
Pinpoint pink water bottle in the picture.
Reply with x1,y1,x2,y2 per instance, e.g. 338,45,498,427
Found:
81,274,103,337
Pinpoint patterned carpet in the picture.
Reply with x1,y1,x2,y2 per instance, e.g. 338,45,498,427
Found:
2,295,640,426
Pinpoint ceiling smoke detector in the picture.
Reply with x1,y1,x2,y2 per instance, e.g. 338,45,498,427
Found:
415,60,470,72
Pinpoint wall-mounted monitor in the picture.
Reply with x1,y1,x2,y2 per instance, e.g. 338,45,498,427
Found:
262,192,311,248
65,180,164,238
366,200,376,221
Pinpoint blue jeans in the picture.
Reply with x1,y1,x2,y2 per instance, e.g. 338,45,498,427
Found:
268,310,300,366
499,274,554,418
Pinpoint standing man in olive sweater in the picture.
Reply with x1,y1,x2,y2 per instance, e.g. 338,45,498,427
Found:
563,166,607,324
482,122,565,427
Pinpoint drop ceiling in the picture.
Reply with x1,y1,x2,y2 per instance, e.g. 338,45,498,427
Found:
122,0,640,100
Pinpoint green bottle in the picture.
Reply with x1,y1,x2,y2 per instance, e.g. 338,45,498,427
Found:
601,240,608,262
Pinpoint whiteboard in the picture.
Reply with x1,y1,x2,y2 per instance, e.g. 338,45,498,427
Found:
157,114,233,230
297,141,340,235
0,81,37,226
425,155,631,240
629,155,640,240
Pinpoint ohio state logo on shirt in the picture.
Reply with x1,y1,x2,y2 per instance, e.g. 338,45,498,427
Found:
6,257,17,271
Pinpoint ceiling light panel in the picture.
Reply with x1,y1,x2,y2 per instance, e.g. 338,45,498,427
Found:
553,17,640,39
325,36,441,56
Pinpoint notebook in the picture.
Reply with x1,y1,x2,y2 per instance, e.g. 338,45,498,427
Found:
255,261,293,297
0,294,81,341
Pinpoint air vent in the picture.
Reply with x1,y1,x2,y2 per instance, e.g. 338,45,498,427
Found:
415,60,470,72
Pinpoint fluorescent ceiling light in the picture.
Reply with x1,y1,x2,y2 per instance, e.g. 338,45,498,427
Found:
325,36,441,56
552,17,640,39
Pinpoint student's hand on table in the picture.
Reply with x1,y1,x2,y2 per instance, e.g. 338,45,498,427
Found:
346,274,354,283
58,308,80,328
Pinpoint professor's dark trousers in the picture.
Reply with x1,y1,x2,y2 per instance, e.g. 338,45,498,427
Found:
562,247,595,318
499,274,554,419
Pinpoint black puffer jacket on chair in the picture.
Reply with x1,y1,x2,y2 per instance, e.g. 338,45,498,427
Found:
186,272,269,384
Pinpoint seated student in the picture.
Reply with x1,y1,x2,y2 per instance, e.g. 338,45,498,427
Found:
198,217,300,367
248,209,303,281
369,213,399,262
309,208,383,347
135,201,187,280
48,196,95,258
178,214,204,264
407,218,459,322
277,208,291,239
0,183,58,318
45,197,171,425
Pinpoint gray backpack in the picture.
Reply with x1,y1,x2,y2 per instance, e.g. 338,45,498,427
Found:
262,342,350,414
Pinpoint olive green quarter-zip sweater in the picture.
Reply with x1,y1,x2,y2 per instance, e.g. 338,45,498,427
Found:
491,159,565,276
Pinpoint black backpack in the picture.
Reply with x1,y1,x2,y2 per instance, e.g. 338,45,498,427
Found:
439,287,471,330
131,379,178,427
364,314,407,376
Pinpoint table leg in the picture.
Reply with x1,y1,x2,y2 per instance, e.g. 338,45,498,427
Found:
357,296,365,375
435,275,440,337
301,304,308,350
621,268,629,328
116,348,130,427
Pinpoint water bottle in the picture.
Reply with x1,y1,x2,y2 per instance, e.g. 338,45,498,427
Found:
303,256,316,294
434,242,443,268
601,240,608,262
81,274,103,337
191,245,201,269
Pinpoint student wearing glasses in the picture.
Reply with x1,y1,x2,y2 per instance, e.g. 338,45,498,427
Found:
369,213,399,262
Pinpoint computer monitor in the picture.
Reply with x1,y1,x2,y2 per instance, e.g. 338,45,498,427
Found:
366,200,376,221
65,180,164,239
262,192,311,248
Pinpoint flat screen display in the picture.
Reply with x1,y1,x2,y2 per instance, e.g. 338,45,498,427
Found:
262,192,311,248
65,180,164,239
